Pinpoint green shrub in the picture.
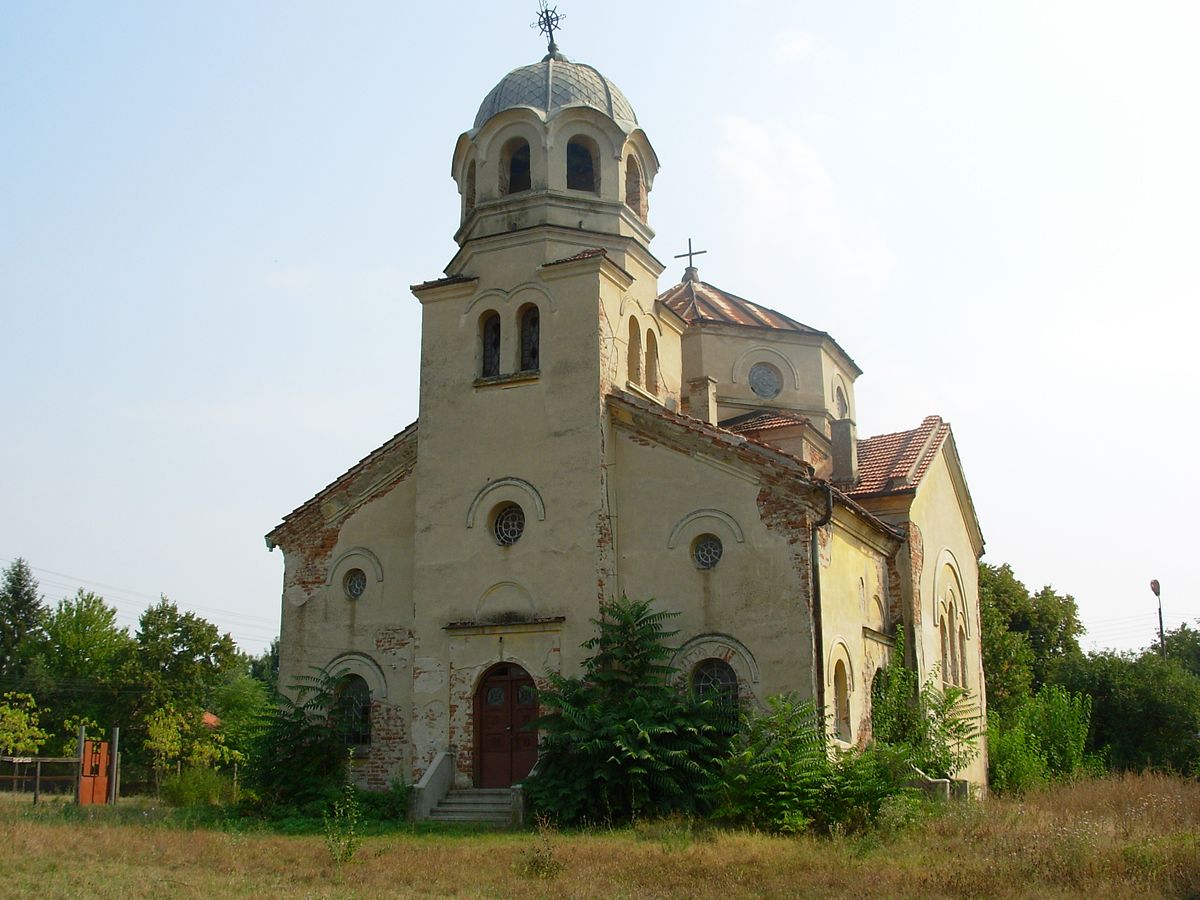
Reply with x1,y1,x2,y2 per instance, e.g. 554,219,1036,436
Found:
710,693,914,835
161,767,234,807
323,769,362,866
871,634,979,779
356,778,411,821
523,596,732,825
988,683,1095,793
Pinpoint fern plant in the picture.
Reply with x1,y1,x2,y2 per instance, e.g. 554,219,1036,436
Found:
523,596,732,825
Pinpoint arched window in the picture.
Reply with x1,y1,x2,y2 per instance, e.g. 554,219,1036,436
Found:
948,605,960,686
501,137,531,195
481,311,501,378
834,660,851,742
958,626,968,689
463,160,477,216
627,317,642,385
519,305,539,372
835,385,849,419
566,136,598,192
334,674,371,747
625,154,647,221
692,658,738,707
939,617,950,684
644,329,658,394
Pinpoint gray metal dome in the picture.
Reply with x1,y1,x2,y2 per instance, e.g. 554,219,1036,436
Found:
474,58,638,130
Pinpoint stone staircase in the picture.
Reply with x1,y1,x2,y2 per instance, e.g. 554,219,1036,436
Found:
427,788,514,825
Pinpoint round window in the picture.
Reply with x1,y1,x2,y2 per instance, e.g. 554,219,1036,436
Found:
693,534,723,569
343,568,367,600
493,503,526,545
749,362,782,399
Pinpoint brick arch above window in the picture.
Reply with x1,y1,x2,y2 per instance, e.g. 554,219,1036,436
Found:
325,651,388,700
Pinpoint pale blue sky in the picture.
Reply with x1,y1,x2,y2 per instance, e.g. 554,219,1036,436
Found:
3,1,1196,655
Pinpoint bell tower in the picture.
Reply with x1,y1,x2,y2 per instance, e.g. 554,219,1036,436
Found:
407,16,685,754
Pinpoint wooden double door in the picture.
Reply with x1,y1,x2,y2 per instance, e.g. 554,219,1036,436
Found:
475,663,539,788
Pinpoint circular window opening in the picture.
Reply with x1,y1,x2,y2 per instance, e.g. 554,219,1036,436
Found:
693,658,739,706
493,503,526,546
749,362,782,399
343,568,367,600
693,534,723,569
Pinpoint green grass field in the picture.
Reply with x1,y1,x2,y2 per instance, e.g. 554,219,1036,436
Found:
1,773,1197,898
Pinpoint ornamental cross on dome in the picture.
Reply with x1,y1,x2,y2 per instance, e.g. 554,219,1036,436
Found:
532,2,565,57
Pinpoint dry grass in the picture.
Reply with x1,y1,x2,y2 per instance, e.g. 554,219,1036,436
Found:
0,773,1197,898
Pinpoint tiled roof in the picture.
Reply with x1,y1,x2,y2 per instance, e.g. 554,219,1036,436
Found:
410,274,476,291
544,247,608,266
846,416,949,497
658,276,819,333
720,409,811,434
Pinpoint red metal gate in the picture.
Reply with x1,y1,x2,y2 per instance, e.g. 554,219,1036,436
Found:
78,740,109,805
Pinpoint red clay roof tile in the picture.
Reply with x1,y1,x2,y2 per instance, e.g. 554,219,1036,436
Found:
846,416,949,497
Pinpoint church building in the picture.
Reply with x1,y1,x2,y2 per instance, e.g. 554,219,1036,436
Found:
266,25,988,812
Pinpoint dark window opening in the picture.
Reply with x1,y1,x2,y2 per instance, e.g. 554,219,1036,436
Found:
693,658,739,707
507,142,531,194
520,306,540,372
334,675,371,747
481,312,501,378
567,140,596,192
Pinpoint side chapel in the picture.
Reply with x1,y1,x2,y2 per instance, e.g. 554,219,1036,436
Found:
266,24,988,809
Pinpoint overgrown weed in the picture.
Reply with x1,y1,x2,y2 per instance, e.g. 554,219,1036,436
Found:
515,814,564,879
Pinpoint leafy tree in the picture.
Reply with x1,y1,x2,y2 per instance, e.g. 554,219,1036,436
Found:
131,598,238,718
1056,650,1200,774
210,671,270,764
248,638,280,694
0,559,45,680
1162,620,1200,679
523,596,731,825
979,563,1083,692
20,590,133,749
0,692,50,756
145,706,186,790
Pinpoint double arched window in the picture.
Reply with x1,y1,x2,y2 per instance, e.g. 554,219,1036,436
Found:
479,305,540,379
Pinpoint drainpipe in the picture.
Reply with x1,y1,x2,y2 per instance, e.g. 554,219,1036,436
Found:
811,483,834,722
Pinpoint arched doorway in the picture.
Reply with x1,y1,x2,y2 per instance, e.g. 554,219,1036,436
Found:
474,663,538,787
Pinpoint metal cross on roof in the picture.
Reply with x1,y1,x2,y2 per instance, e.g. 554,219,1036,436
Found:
532,2,565,57
674,238,708,269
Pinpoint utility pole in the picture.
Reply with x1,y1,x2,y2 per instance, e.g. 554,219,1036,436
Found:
1150,579,1166,658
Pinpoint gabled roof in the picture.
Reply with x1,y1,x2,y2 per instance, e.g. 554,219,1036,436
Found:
658,276,820,333
846,415,950,498
721,409,812,435
266,421,419,548
608,390,901,542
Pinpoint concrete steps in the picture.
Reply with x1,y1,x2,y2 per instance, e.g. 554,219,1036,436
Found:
428,788,513,825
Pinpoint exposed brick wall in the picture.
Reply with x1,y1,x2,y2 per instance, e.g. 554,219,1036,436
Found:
354,700,407,790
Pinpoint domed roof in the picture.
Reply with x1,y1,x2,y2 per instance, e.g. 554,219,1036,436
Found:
473,57,638,130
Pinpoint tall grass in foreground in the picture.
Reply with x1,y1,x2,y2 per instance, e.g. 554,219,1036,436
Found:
0,773,1196,898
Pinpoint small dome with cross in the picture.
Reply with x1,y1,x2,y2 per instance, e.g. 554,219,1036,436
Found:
474,58,638,130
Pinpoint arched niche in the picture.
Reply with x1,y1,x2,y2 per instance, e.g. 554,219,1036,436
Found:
825,637,856,692
667,508,746,549
463,282,556,321
324,651,388,700
325,547,384,585
466,477,546,528
932,548,971,638
731,345,801,391
475,581,537,622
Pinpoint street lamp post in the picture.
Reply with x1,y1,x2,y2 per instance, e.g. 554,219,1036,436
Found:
1150,579,1166,658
